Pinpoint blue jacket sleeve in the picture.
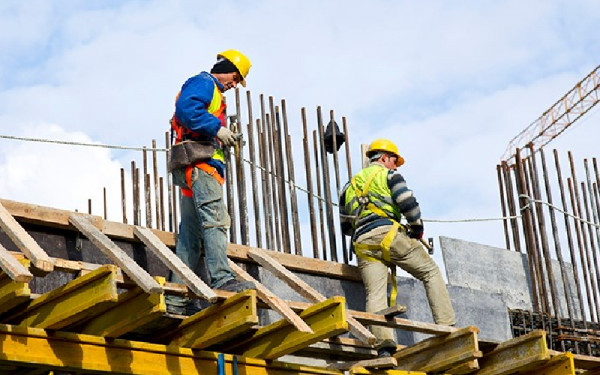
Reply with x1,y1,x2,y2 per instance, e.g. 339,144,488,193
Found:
174,72,222,138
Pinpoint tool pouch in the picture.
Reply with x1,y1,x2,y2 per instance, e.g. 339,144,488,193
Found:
168,141,215,172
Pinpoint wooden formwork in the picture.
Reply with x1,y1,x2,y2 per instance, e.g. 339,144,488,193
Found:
1,198,598,375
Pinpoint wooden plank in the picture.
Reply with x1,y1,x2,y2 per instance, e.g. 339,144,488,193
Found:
133,225,217,302
477,330,549,375
0,323,343,375
350,309,457,335
79,277,167,338
11,265,119,330
328,357,397,371
0,242,33,282
393,326,481,372
231,296,349,360
0,200,54,272
375,305,407,317
349,368,426,375
69,214,162,294
248,247,376,345
0,258,31,314
301,337,378,360
167,289,259,349
228,259,313,333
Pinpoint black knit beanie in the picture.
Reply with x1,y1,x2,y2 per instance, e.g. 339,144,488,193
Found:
210,57,240,75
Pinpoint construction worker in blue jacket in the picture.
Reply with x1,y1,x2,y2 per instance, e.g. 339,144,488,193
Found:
167,49,255,315
339,139,455,357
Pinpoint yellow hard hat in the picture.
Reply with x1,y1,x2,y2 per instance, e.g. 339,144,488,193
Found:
217,49,251,87
366,139,405,167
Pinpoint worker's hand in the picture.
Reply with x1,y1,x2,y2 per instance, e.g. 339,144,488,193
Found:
407,224,424,239
217,127,236,147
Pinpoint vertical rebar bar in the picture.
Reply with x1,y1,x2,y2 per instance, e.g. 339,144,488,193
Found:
282,100,302,255
581,179,600,322
246,91,262,248
540,148,575,352
568,177,597,323
497,164,511,250
103,188,107,220
159,176,165,233
503,162,522,252
274,106,291,253
152,139,161,230
554,150,587,323
143,147,152,228
233,104,249,245
258,119,273,249
329,110,348,264
514,148,540,312
342,117,354,261
317,107,338,262
265,112,282,251
302,108,319,258
131,161,138,226
165,131,175,232
313,130,328,260
569,151,600,322
121,168,127,224
225,144,237,244
529,145,561,321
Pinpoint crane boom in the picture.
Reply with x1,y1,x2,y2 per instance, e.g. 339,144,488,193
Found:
502,65,600,161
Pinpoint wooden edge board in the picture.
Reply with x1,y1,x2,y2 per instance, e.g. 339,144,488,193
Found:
0,242,33,282
69,214,162,294
248,247,376,345
228,259,313,333
133,226,217,302
0,200,54,272
1,198,362,281
328,357,398,371
375,305,407,317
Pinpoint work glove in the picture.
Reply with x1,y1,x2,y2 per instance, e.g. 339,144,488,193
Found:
407,224,424,239
217,127,236,147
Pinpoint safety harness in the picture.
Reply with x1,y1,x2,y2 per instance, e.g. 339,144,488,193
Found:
349,166,405,306
170,80,227,195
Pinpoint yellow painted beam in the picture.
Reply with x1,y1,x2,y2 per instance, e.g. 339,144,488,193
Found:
477,330,550,375
168,289,259,349
232,296,349,360
393,326,481,373
11,265,118,329
350,367,428,375
0,323,342,375
0,258,31,314
79,277,167,337
533,353,575,375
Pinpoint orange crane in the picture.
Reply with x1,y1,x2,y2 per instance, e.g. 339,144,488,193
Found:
501,65,600,162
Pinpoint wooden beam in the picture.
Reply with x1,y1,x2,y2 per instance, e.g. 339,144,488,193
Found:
0,200,54,272
0,323,342,375
349,368,426,375
328,357,397,371
79,277,167,338
228,259,313,334
393,326,481,372
477,330,549,375
375,305,407,317
248,247,376,345
167,289,259,349
10,265,119,330
0,242,33,282
350,309,457,335
69,214,162,294
133,225,217,302
231,296,349,360
0,258,31,314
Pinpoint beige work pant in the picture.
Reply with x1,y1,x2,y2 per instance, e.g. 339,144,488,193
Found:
356,225,455,344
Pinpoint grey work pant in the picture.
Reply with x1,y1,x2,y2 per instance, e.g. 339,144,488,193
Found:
356,225,455,344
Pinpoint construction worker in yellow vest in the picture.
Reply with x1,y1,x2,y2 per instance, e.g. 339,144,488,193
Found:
166,50,255,315
339,139,455,357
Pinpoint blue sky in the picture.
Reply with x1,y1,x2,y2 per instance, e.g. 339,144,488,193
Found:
1,0,599,262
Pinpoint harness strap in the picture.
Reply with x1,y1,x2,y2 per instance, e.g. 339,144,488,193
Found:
353,221,401,306
181,162,225,197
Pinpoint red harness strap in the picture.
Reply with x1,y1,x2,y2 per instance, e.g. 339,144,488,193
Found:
180,162,225,197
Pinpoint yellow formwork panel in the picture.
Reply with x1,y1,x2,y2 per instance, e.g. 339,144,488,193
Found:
233,296,349,360
168,289,259,349
0,258,31,314
532,353,575,375
80,277,167,337
477,330,550,375
0,323,342,375
14,264,119,330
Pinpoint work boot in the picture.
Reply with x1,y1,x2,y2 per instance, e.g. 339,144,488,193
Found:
376,339,398,358
219,279,256,293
